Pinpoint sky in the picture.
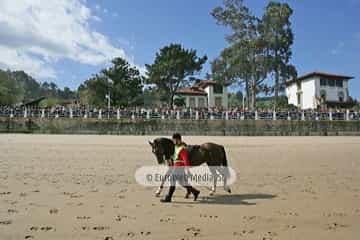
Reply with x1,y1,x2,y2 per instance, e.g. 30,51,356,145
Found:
0,0,359,98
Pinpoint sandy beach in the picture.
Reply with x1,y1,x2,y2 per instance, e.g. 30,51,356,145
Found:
0,134,359,240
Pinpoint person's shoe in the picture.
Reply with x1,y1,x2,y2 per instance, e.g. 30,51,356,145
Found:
193,189,200,201
160,195,172,203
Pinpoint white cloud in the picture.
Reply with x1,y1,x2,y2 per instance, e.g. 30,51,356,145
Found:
0,0,137,79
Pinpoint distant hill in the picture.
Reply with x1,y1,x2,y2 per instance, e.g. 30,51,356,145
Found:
0,69,76,106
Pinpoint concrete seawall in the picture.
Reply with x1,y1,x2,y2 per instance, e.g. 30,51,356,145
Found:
1,117,360,136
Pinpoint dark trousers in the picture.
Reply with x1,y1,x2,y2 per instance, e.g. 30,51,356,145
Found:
165,167,198,200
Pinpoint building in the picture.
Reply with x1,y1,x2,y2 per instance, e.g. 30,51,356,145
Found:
286,72,354,109
174,80,229,109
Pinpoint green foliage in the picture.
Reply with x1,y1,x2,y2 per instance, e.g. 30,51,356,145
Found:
174,97,186,107
39,98,58,108
261,1,297,108
211,0,269,110
256,96,290,109
0,69,76,106
146,43,207,108
211,0,297,110
228,91,244,108
78,57,144,107
0,70,24,105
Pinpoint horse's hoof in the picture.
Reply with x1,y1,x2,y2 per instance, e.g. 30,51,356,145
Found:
209,191,215,196
155,193,161,197
184,193,190,199
224,187,231,194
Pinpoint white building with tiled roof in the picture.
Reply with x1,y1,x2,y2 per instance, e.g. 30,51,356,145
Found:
286,72,354,109
174,80,229,109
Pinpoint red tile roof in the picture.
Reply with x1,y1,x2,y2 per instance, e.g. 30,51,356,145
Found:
176,80,230,96
176,86,207,96
196,80,231,88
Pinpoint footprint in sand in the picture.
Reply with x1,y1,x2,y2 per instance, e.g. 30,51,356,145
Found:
115,215,136,222
242,215,258,221
261,231,278,240
186,227,201,237
77,216,91,220
81,226,110,231
49,208,59,214
323,212,347,217
326,222,349,230
0,191,11,195
93,226,110,231
104,237,114,240
200,214,219,219
25,235,34,239
0,220,12,225
277,211,299,217
140,231,151,236
7,209,18,214
160,217,174,223
233,230,255,236
70,193,83,198
284,224,296,230
30,226,55,232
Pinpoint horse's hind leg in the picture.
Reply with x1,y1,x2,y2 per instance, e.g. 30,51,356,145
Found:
209,167,218,196
219,166,231,194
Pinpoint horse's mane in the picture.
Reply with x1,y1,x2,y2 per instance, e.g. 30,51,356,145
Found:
154,138,175,160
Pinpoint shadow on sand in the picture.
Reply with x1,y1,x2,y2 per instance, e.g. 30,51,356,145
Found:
173,193,276,205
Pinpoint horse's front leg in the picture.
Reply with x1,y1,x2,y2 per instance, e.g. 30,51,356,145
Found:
155,185,163,197
155,165,171,197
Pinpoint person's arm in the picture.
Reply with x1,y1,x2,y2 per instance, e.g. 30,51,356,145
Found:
179,148,190,167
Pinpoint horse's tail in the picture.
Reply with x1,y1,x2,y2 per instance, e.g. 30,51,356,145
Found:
221,146,230,178
221,145,232,193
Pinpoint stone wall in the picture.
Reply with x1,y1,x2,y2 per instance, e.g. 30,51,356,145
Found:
1,117,360,136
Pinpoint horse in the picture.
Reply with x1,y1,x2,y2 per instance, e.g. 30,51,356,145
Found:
148,137,232,197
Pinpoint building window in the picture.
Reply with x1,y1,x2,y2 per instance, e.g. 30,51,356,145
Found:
189,97,196,108
320,78,327,86
328,79,335,87
215,97,222,107
336,79,343,87
198,98,205,108
338,91,344,102
297,93,302,106
213,85,223,94
320,90,327,102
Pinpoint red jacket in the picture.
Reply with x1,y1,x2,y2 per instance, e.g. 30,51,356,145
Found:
171,146,190,167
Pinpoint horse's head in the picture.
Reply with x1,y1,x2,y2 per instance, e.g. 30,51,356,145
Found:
148,139,165,164
148,138,174,165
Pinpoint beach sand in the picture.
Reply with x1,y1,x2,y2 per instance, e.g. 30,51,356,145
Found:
0,134,359,240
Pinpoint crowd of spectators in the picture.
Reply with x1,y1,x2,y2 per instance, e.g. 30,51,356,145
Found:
0,105,360,121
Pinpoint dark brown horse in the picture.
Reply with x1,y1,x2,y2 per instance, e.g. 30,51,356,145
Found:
148,138,232,196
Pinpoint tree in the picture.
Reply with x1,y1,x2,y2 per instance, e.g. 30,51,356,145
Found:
146,43,207,108
0,70,24,105
261,1,297,109
102,57,144,107
79,57,144,107
228,90,244,108
212,0,268,109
